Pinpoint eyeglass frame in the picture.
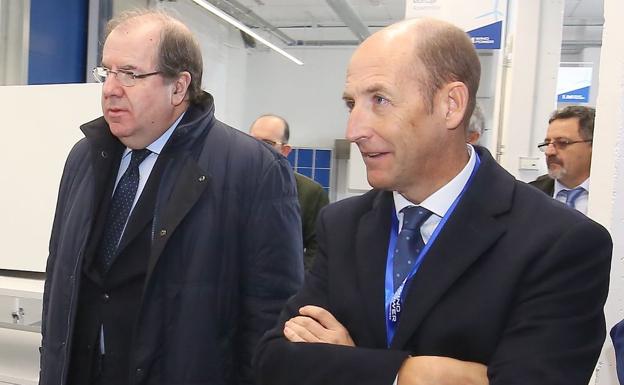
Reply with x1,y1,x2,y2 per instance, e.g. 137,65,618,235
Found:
536,138,593,152
260,138,286,147
92,66,162,87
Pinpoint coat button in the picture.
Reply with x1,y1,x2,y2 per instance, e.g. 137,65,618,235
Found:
136,367,143,375
198,175,206,182
102,293,110,302
159,229,167,237
100,151,108,158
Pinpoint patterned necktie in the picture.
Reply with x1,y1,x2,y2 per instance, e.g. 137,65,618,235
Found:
99,149,151,270
393,206,433,291
564,187,585,208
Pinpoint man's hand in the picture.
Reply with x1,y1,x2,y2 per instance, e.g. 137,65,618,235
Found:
398,356,488,385
283,305,355,346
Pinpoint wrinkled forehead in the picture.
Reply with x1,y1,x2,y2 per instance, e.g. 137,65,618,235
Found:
344,37,420,97
547,117,582,138
103,19,162,67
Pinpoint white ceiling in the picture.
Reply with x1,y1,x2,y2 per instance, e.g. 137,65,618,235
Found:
238,0,404,28
199,0,603,50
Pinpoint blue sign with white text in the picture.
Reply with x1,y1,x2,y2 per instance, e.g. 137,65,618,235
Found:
558,86,590,103
467,21,502,49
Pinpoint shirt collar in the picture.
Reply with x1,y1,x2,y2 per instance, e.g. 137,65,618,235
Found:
553,177,590,197
121,111,186,159
393,144,477,218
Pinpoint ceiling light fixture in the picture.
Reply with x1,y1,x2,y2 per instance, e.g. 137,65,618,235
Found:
190,0,304,66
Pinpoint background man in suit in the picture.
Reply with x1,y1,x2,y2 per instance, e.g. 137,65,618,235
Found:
40,9,303,385
254,18,612,385
530,105,595,214
250,114,329,270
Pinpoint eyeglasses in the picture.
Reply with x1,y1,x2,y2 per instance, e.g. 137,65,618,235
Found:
260,138,285,147
537,138,593,152
92,66,162,87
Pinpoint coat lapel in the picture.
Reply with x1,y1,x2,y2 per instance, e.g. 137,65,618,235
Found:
145,154,211,284
355,191,394,347
390,148,515,349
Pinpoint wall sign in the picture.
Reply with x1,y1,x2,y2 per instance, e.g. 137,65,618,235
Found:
405,0,506,50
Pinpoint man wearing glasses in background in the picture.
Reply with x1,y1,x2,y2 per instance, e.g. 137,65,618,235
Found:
530,106,595,215
249,114,329,270
39,9,303,385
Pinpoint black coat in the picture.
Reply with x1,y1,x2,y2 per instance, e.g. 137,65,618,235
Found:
255,147,612,385
40,94,304,385
529,174,555,196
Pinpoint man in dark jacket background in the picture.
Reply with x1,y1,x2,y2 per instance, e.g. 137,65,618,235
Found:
40,9,303,385
529,105,595,215
249,114,329,270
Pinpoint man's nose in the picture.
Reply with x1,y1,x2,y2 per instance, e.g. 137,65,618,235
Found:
544,142,557,156
345,104,371,143
102,73,123,97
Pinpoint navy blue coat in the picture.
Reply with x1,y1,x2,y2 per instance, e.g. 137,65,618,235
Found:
255,147,611,385
611,321,624,384
40,93,304,385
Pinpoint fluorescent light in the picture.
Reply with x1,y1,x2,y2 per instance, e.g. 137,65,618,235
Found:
191,0,304,66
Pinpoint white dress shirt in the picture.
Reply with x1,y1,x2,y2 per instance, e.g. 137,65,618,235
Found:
112,112,185,239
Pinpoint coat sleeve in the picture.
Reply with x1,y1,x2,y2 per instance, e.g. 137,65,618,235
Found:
237,155,305,384
254,204,410,385
488,218,612,385
40,140,84,375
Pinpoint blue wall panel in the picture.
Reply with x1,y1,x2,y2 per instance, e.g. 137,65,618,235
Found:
28,0,88,84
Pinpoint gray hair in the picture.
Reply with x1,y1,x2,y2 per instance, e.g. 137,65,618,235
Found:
549,105,595,141
105,9,207,105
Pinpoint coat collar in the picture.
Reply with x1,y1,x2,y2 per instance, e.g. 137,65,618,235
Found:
390,146,514,348
79,92,217,154
78,93,217,278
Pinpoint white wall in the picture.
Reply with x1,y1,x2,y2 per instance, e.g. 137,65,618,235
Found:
243,47,354,147
158,0,248,129
583,46,601,107
0,83,101,272
588,0,624,383
498,0,564,182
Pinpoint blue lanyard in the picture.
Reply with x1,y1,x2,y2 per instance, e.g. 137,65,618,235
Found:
384,153,481,346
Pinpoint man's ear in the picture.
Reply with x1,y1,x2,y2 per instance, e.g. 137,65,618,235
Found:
441,81,469,130
172,71,191,105
281,144,292,157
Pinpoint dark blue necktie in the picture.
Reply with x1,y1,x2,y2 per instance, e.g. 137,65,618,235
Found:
393,206,433,291
99,149,151,270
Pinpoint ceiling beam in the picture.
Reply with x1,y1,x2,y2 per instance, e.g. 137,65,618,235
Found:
326,0,370,41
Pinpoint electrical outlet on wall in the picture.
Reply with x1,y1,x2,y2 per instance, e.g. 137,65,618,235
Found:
519,157,541,171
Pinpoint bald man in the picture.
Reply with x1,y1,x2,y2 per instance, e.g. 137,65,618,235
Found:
250,114,329,270
254,18,611,385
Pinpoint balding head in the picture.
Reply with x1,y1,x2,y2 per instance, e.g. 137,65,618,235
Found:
356,18,481,129
249,114,292,157
343,18,480,203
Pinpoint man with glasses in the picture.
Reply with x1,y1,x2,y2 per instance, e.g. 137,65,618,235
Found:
39,9,303,385
249,114,329,270
530,106,595,214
